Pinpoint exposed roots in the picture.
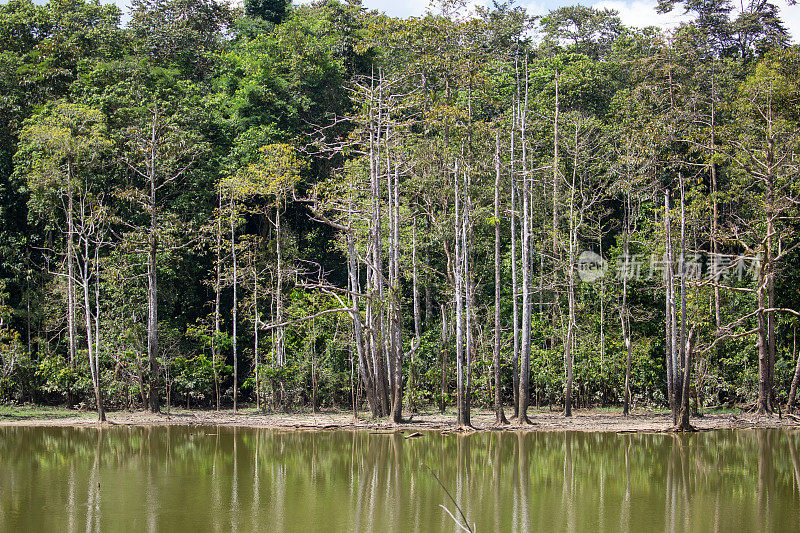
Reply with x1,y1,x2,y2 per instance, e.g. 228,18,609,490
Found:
514,414,534,426
668,424,698,432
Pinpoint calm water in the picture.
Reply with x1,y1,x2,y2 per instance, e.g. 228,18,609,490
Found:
1,426,799,532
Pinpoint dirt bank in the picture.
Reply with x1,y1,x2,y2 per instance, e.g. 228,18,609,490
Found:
1,405,796,433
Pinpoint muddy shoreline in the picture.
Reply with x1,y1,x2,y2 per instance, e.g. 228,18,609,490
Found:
1,406,795,433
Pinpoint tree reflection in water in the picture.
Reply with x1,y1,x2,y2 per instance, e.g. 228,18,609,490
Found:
1,426,799,532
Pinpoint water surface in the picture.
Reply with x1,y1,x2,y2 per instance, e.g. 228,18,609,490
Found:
1,426,799,532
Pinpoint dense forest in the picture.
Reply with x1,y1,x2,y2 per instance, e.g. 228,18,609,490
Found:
0,0,798,428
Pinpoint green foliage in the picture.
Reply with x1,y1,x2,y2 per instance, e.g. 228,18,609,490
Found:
244,0,289,25
129,0,232,81
17,101,111,213
540,6,624,59
34,352,84,403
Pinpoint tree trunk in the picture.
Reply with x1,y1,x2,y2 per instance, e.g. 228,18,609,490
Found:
509,99,520,419
454,162,470,428
254,260,260,411
622,195,632,417
711,69,722,331
368,85,390,416
664,190,675,419
440,304,448,414
494,132,508,425
563,121,578,418
465,172,474,428
66,162,77,370
766,165,776,414
214,189,222,411
231,197,238,412
311,318,318,413
758,137,776,415
390,161,403,424
787,327,799,412
275,202,284,369
349,243,376,416
517,62,532,425
666,187,681,424
551,70,561,353
93,242,103,421
347,200,377,416
83,237,104,422
599,219,606,403
147,122,160,413
678,173,688,425
407,213,421,414
552,71,560,268
757,270,771,414
676,329,695,431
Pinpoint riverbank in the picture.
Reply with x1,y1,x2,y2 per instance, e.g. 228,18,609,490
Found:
1,404,795,432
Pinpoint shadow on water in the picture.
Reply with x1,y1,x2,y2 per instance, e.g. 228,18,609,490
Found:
1,427,800,532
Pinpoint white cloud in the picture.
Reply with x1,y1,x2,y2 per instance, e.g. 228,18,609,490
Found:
346,0,800,42
111,0,800,42
592,0,691,29
775,0,800,44
360,0,432,18
594,0,800,43
294,0,431,18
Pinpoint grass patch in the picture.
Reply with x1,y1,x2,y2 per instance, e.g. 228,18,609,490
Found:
0,404,91,421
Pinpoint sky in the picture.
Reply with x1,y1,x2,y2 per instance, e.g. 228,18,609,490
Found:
7,0,800,42
293,0,800,43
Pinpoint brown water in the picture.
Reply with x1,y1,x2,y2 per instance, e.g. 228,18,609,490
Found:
0,426,799,532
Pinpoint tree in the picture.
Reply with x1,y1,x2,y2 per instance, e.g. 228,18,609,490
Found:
224,142,305,410
115,96,205,413
725,50,800,415
17,101,112,421
541,6,623,59
657,0,733,51
560,112,609,417
492,131,508,425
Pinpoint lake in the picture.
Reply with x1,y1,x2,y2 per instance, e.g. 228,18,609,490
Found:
0,426,798,532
